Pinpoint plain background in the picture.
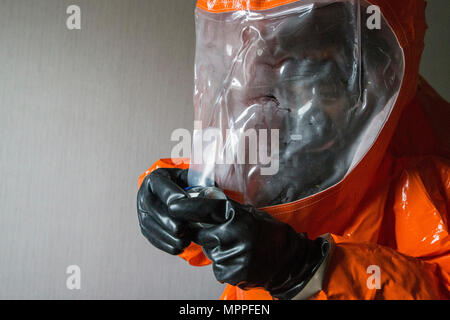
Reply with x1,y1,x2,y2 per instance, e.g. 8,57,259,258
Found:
0,0,448,299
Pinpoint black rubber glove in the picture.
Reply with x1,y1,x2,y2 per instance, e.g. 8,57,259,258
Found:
169,196,330,300
137,168,193,255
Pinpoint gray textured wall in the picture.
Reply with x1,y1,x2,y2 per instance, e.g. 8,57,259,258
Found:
0,0,448,299
0,0,224,300
420,0,450,101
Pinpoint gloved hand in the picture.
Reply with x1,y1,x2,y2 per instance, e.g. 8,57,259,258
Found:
137,168,193,255
169,196,330,300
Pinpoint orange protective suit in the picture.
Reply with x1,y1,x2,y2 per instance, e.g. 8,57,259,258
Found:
139,0,449,300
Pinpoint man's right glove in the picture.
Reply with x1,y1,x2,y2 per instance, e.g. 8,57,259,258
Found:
169,196,330,300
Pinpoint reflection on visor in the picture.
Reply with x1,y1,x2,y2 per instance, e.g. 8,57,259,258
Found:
189,0,404,208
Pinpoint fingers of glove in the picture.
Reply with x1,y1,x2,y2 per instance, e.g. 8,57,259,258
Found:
149,168,189,187
211,260,249,287
137,175,154,212
138,183,193,242
140,214,190,255
138,183,189,238
205,243,250,266
163,168,190,188
139,207,189,239
168,198,229,224
194,222,250,251
148,169,189,206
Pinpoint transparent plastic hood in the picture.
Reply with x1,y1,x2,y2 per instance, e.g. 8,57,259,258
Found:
189,0,404,208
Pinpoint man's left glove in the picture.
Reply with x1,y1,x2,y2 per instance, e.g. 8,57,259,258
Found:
169,196,330,300
137,168,193,255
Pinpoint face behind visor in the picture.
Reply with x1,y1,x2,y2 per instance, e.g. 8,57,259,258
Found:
189,1,405,208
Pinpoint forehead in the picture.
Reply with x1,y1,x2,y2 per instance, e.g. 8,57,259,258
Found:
241,3,356,55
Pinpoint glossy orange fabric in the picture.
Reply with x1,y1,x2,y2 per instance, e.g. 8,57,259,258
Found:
197,0,301,13
139,0,450,299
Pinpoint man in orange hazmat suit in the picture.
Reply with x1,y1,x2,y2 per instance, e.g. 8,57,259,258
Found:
137,0,449,300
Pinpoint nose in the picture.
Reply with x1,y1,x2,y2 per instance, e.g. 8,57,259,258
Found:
282,102,337,156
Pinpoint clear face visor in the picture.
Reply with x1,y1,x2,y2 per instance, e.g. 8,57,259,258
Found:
189,0,405,208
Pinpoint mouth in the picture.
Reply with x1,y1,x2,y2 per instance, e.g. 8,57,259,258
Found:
285,130,337,154
239,94,290,128
247,94,281,109
247,94,294,117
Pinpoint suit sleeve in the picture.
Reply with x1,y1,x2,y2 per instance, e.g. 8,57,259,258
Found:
308,234,450,300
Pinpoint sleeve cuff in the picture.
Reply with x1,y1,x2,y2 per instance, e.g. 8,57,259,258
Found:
291,233,335,300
